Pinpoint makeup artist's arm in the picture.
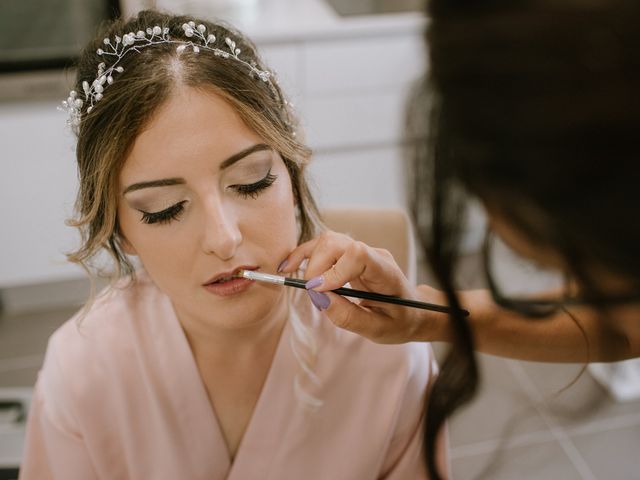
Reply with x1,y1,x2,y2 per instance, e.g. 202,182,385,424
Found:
281,232,638,363
430,288,637,362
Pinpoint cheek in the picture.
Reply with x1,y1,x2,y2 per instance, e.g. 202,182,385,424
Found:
245,175,298,248
271,176,298,235
116,204,188,271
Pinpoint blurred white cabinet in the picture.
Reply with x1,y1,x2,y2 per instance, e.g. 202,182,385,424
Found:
0,102,84,288
261,30,425,210
308,145,408,209
302,34,424,94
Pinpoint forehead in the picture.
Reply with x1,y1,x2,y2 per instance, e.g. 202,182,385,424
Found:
121,86,263,177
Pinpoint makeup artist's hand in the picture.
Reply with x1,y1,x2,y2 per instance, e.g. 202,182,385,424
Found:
278,231,450,344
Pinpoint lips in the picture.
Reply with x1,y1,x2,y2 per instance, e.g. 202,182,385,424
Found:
202,266,258,298
203,266,258,286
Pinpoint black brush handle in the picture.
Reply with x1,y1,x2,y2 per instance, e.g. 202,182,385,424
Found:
284,277,469,316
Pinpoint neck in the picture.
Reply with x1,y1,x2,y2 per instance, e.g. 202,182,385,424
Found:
179,296,289,364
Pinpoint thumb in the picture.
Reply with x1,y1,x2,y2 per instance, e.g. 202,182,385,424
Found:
321,292,384,340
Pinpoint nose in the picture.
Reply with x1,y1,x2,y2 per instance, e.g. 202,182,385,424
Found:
201,196,242,261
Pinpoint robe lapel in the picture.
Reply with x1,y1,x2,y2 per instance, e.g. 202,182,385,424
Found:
154,287,315,480
156,294,232,479
225,315,310,480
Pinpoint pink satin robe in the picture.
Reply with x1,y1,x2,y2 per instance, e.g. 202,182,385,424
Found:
20,272,443,479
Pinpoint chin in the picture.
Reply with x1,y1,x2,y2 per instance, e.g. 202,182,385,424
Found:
206,289,283,326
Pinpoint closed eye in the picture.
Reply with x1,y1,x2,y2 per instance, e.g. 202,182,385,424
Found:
139,200,187,225
230,170,277,199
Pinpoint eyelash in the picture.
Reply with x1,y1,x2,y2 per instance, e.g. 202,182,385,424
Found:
232,171,277,200
140,200,187,225
139,171,278,225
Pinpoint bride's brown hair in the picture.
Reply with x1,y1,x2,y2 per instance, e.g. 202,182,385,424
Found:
66,10,321,290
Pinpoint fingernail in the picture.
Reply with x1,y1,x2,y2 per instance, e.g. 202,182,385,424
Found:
307,290,331,311
277,259,288,273
305,276,323,290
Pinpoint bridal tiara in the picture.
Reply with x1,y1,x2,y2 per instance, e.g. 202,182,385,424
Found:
60,21,276,132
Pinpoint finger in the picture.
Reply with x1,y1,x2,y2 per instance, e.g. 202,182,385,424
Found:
276,237,321,273
279,231,353,279
277,231,351,274
307,289,331,311
321,292,394,343
309,242,368,292
303,234,355,282
312,243,405,296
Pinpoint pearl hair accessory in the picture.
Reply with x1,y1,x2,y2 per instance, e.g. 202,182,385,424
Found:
60,21,276,133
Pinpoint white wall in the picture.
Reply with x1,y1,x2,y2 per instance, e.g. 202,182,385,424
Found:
0,101,85,288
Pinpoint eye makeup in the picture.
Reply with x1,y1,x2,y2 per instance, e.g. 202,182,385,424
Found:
140,200,188,225
230,170,277,199
135,168,278,225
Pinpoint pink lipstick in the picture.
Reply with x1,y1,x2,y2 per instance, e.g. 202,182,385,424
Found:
202,266,257,297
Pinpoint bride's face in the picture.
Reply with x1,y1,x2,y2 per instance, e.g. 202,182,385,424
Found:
117,86,299,329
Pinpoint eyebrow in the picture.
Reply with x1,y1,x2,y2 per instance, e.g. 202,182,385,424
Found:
122,143,272,195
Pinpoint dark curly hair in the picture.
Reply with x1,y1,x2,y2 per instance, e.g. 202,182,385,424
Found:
408,0,640,477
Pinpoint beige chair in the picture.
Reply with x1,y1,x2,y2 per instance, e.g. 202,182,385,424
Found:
321,208,416,283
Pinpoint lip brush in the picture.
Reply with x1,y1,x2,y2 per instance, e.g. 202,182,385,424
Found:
237,270,470,316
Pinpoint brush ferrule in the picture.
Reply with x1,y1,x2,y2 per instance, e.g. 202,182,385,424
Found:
239,270,286,285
